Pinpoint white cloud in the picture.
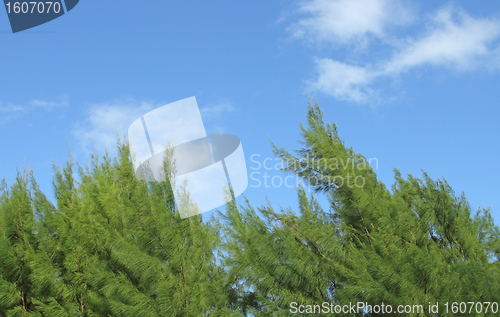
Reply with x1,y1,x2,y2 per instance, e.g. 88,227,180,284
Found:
0,103,26,113
386,6,500,73
0,103,26,125
304,4,500,103
199,98,236,134
289,0,414,45
29,94,69,110
73,97,237,156
72,99,156,154
200,99,235,119
0,95,69,124
309,58,376,102
0,95,68,114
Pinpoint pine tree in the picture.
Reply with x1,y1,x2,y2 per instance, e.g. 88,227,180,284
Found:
1,99,499,316
220,98,500,316
0,140,234,316
0,168,39,316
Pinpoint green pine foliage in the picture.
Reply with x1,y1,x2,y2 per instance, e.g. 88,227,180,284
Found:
0,141,230,316
0,99,498,316
220,99,500,316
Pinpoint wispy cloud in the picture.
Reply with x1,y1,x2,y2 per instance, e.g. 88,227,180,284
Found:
290,2,500,103
73,97,237,155
72,99,157,154
309,58,376,102
0,103,26,125
29,94,69,110
0,94,69,114
200,99,235,119
0,95,69,124
385,6,500,73
288,0,414,46
199,98,236,134
0,103,26,113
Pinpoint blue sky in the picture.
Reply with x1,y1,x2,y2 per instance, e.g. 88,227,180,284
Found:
1,0,499,224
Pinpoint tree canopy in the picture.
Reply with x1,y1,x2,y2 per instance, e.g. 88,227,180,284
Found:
0,99,498,316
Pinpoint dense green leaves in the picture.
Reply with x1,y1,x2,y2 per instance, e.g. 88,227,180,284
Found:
221,99,500,316
0,143,229,316
0,100,498,316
